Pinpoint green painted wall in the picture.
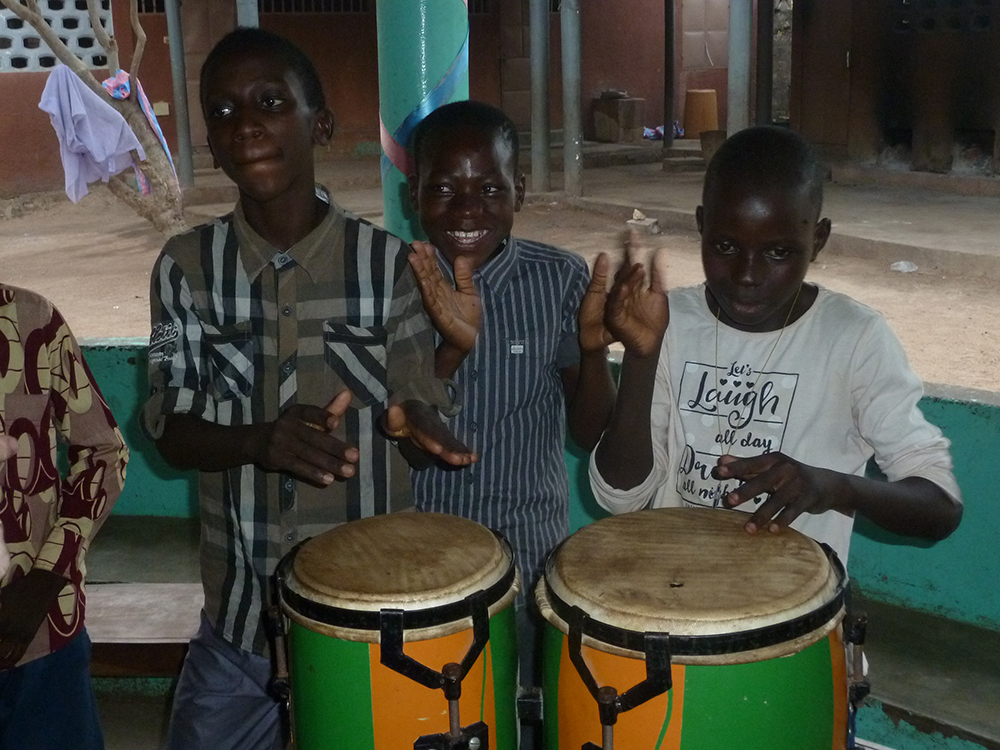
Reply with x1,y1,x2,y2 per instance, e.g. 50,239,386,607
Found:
82,343,999,631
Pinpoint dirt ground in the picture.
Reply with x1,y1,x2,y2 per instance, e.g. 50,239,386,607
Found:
1,188,996,393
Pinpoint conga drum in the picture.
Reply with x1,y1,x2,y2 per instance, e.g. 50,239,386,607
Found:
537,507,848,750
277,512,520,749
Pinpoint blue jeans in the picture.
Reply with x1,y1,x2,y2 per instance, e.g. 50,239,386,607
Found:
167,611,284,750
0,629,104,750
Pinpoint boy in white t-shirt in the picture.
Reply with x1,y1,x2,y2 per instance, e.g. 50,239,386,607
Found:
590,126,962,562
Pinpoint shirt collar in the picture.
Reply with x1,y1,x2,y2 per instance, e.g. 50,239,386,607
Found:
471,235,520,294
233,185,345,283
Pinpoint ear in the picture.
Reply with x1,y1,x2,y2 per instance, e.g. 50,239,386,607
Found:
695,205,705,235
812,217,831,260
313,108,335,146
407,172,420,212
513,172,526,212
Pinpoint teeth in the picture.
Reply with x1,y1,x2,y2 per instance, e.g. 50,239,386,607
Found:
450,230,488,241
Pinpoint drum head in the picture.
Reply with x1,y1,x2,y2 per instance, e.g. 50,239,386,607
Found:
537,507,844,664
280,513,518,642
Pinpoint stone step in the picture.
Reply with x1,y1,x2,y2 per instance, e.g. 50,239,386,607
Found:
661,155,707,173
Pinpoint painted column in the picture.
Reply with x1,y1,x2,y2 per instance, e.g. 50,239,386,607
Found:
376,0,470,242
727,0,752,135
755,0,774,125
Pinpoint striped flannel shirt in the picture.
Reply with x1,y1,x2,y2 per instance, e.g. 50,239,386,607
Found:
411,237,588,602
143,190,454,655
0,284,129,666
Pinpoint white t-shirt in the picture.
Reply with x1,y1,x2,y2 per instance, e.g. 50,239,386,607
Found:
590,285,961,564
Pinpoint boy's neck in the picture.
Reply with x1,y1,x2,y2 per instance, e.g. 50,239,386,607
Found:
240,188,329,252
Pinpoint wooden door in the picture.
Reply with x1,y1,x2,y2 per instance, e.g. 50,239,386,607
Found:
793,0,853,148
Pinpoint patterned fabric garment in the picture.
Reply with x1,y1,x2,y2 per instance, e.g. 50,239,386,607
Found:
144,190,454,655
0,284,129,667
412,237,588,603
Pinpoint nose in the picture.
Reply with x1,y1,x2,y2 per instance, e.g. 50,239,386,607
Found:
735,250,765,286
451,188,483,217
233,108,263,141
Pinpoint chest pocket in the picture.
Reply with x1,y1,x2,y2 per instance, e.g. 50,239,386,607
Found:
203,321,255,400
323,322,389,408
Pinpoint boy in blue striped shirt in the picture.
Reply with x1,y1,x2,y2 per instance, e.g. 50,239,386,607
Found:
406,100,617,701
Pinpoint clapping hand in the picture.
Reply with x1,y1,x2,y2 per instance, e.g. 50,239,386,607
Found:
409,241,482,355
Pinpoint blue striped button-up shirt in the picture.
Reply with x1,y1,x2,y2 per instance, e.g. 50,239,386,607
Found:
412,237,589,600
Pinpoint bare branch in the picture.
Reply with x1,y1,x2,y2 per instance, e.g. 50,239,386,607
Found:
86,0,118,72
0,0,104,97
130,0,146,79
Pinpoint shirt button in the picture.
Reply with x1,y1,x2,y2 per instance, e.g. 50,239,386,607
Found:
284,478,294,491
465,473,475,484
285,532,295,543
282,362,292,375
470,370,478,381
282,305,292,316
470,421,478,432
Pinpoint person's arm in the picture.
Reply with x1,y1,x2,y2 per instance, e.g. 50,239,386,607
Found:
383,247,476,466
563,253,616,451
1,307,130,669
592,244,670,489
156,391,360,485
408,240,481,379
713,454,961,539
145,249,361,484
714,311,962,541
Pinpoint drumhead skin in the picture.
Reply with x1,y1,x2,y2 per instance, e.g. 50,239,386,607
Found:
281,512,519,642
537,507,844,663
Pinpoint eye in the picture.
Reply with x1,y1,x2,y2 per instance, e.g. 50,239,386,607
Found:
765,246,794,261
713,240,737,255
482,184,504,195
260,94,286,109
206,102,233,119
429,184,454,196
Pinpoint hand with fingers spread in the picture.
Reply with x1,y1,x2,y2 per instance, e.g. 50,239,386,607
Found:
383,400,478,467
578,252,615,353
713,452,846,533
409,240,482,356
246,389,360,486
605,232,670,358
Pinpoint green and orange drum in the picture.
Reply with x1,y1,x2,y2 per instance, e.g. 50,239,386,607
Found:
277,512,520,749
537,507,849,750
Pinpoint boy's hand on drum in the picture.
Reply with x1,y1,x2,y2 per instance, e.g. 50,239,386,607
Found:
383,400,478,467
578,252,615,353
605,232,670,358
713,453,847,533
409,240,481,355
247,390,360,486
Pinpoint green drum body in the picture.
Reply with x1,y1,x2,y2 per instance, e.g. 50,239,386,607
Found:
278,513,520,749
537,508,849,750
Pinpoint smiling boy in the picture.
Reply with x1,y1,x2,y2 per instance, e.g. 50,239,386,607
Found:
405,101,616,695
591,126,961,563
144,29,473,750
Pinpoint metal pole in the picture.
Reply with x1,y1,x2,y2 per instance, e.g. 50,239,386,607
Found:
663,0,675,148
727,0,752,135
376,0,470,242
529,0,551,192
755,0,773,125
164,0,193,189
560,0,582,197
235,0,259,28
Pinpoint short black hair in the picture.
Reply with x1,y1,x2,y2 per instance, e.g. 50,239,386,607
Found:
703,126,825,216
411,100,519,174
200,27,326,113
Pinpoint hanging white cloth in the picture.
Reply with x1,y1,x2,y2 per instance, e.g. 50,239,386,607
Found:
38,65,146,203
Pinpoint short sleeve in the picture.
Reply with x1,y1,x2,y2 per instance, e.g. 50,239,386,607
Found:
555,254,589,371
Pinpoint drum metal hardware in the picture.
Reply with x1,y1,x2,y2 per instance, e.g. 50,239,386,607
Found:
516,686,543,724
568,606,673,750
414,721,489,750
265,603,291,702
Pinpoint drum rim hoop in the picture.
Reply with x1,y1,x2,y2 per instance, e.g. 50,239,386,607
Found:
542,541,848,657
276,531,517,632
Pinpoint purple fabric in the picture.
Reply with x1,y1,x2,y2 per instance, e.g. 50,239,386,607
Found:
38,65,146,203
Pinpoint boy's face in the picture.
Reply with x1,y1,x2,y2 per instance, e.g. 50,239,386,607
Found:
201,47,333,207
697,182,831,332
409,127,525,270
